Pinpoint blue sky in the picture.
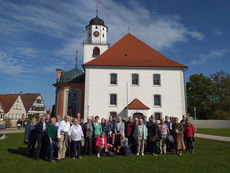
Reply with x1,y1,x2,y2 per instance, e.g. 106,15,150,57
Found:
0,0,230,108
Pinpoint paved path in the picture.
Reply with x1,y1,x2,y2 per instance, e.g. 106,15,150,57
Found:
1,129,230,142
0,128,24,134
195,133,230,142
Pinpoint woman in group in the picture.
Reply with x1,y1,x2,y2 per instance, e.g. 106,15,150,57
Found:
96,132,108,157
115,116,125,136
93,116,102,152
158,118,169,155
47,117,57,163
117,133,129,156
68,118,84,159
133,119,148,156
107,133,119,156
183,118,195,153
102,119,110,139
172,117,185,156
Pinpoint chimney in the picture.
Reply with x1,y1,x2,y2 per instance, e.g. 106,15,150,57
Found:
56,69,62,83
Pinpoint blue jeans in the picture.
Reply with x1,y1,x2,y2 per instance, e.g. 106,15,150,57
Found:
49,141,54,161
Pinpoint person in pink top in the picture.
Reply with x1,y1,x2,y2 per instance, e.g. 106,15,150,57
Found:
96,132,108,157
158,118,169,155
183,118,195,153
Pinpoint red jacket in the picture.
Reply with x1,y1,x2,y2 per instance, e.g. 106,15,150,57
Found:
95,136,108,151
183,124,195,138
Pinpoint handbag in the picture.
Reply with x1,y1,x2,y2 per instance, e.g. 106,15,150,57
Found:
150,136,156,142
167,134,174,143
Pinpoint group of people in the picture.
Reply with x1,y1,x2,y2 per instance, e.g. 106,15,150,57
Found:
24,113,195,163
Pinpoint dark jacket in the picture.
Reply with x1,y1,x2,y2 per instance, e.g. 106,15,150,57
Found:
147,121,158,137
24,123,36,142
35,121,48,141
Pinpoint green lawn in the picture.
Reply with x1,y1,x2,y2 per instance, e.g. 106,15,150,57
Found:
197,128,230,137
0,133,230,173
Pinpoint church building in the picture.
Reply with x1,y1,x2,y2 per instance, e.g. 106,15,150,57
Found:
54,14,187,122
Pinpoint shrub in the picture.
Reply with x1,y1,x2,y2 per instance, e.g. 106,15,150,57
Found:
27,114,39,121
4,118,11,128
209,110,230,120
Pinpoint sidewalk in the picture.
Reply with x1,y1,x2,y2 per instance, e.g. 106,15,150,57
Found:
0,128,24,134
195,133,230,142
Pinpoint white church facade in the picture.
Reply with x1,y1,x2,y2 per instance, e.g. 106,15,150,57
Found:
54,14,187,122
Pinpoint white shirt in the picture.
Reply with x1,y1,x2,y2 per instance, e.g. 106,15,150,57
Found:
57,120,70,138
102,138,105,145
55,121,60,128
68,125,84,141
42,122,46,131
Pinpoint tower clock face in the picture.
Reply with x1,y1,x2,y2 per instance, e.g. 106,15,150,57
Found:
93,31,100,37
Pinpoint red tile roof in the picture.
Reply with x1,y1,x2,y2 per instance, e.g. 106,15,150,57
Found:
20,93,40,112
0,94,18,113
83,33,187,68
0,93,41,113
128,98,150,110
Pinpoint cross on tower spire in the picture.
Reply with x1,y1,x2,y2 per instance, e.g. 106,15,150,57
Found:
75,49,78,68
96,4,99,17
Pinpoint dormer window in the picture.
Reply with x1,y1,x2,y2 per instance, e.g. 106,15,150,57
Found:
93,47,100,57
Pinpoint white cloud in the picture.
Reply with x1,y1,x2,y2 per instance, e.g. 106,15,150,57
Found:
212,29,222,36
0,51,26,75
189,49,230,66
0,0,204,61
16,47,38,58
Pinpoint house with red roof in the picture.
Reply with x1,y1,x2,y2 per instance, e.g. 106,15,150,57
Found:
54,14,187,121
0,93,47,120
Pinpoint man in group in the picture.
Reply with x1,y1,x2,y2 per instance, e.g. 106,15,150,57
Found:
57,115,71,160
180,114,187,125
76,113,81,123
41,114,51,160
125,116,135,153
46,114,51,126
35,115,47,160
143,116,148,126
55,115,61,129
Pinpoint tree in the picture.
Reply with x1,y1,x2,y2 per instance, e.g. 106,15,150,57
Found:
210,71,230,112
186,74,213,119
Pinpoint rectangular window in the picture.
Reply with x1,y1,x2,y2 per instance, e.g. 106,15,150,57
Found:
110,112,117,118
110,73,117,85
155,112,162,120
153,74,161,86
132,74,139,85
154,95,161,106
110,94,117,105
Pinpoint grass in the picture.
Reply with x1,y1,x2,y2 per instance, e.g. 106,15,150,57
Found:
197,128,230,137
0,133,230,173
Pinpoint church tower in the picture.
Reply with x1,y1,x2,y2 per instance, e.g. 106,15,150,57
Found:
83,11,109,64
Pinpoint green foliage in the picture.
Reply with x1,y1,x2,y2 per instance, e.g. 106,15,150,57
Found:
4,118,11,128
27,114,39,121
186,71,230,120
210,110,230,120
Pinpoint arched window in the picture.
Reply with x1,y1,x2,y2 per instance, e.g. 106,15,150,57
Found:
93,47,100,57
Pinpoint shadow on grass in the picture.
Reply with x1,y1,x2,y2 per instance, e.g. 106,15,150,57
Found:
8,147,27,157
